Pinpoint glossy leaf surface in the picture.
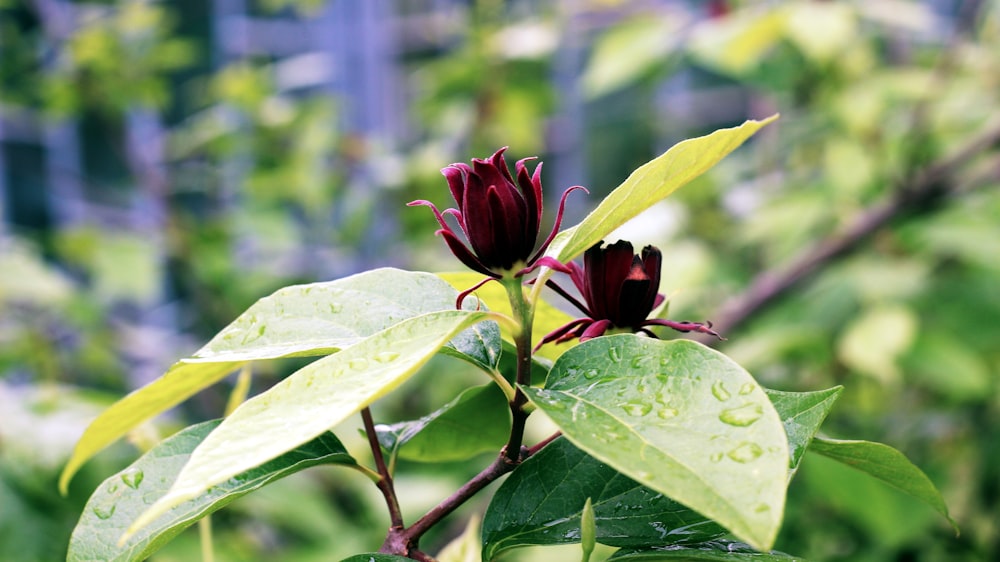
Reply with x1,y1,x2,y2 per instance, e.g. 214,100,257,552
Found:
125,309,492,538
764,386,842,474
481,437,727,561
61,268,497,493
482,385,840,560
546,116,778,263
67,420,354,562
608,540,803,561
376,383,511,463
809,437,955,528
522,336,788,551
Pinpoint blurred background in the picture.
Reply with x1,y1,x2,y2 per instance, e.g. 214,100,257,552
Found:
1,0,998,560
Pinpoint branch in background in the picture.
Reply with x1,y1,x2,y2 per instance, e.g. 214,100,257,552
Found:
695,119,1000,345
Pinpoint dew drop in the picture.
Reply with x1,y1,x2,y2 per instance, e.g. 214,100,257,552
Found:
622,402,652,417
120,467,144,489
659,356,671,366
635,470,653,480
727,442,764,463
739,382,755,395
374,351,399,364
711,381,731,402
755,503,771,513
609,346,623,363
329,303,342,314
710,452,723,463
92,502,116,520
105,481,119,494
654,391,670,405
719,403,764,427
348,358,369,370
631,356,647,369
257,324,266,337
657,408,679,420
636,383,647,394
542,399,567,411
583,368,600,380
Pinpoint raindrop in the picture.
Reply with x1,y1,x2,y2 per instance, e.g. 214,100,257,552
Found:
105,482,119,494
542,399,567,411
739,383,755,395
92,503,116,520
566,366,581,378
257,325,266,337
121,468,144,489
329,303,342,314
755,503,771,513
719,403,764,427
711,381,731,402
348,358,369,370
622,402,652,417
631,356,647,369
583,368,600,380
654,391,670,405
659,356,671,366
710,452,723,463
635,470,653,480
657,408,679,420
374,351,399,364
608,346,623,363
727,442,764,463
636,383,647,394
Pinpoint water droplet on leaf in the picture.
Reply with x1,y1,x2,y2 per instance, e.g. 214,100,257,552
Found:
348,358,369,370
329,303,342,314
711,381,731,402
719,403,764,427
374,351,399,363
657,407,679,420
739,383,755,395
755,503,771,513
583,368,600,380
92,502,116,520
727,442,764,463
710,452,723,463
622,402,652,417
608,346,623,363
105,482,119,494
121,468,144,489
631,356,647,369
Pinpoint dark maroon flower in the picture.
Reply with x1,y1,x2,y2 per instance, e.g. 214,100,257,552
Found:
537,240,723,347
409,147,584,289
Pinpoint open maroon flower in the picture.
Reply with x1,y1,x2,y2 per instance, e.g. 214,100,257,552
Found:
537,240,723,347
409,147,584,304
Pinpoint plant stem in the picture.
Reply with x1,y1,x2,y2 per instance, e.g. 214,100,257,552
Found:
501,277,535,463
362,407,404,529
403,454,514,541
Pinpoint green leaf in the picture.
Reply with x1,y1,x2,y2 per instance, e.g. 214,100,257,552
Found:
124,309,492,539
60,268,498,493
522,336,788,551
808,437,957,530
546,116,777,264
764,387,842,474
481,386,837,559
481,437,727,561
608,540,803,561
375,383,511,463
482,437,729,559
67,420,354,562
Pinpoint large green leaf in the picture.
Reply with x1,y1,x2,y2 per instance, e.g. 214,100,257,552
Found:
376,383,511,463
481,437,727,561
764,387,842,475
608,540,803,561
809,437,956,529
522,336,788,551
546,116,777,263
67,420,354,562
124,309,491,539
60,268,499,493
481,387,836,559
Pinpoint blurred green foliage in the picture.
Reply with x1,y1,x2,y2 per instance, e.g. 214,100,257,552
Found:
2,0,998,560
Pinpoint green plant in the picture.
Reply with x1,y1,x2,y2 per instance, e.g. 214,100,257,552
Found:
61,117,953,561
